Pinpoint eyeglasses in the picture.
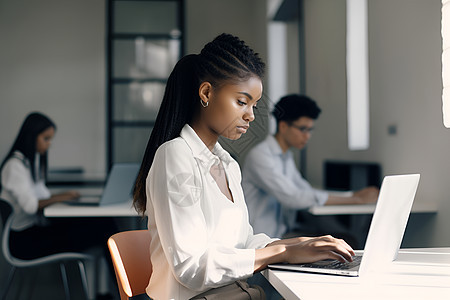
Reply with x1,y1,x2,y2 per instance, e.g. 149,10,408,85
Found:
289,124,314,134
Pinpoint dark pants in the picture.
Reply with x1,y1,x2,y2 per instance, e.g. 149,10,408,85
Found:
190,280,266,300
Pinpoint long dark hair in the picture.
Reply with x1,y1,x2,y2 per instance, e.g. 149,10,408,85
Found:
132,33,265,215
1,112,56,188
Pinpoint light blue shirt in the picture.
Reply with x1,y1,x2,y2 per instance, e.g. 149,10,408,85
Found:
242,135,328,238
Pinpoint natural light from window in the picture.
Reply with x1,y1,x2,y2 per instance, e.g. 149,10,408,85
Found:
347,0,370,150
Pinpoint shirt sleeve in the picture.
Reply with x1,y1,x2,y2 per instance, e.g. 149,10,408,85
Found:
245,226,279,249
1,158,39,215
291,161,329,207
244,148,328,209
147,141,256,292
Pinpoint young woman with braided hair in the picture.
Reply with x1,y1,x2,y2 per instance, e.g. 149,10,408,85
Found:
133,33,354,299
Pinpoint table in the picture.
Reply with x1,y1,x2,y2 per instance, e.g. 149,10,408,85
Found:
308,201,438,215
263,248,450,300
43,201,140,217
306,201,438,248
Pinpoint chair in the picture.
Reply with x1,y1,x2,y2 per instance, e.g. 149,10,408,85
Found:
0,199,93,299
107,230,152,300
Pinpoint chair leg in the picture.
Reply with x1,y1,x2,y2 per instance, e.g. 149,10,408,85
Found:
59,262,71,300
1,265,16,300
77,260,90,300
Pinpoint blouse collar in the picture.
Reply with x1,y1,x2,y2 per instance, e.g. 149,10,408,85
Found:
180,124,234,167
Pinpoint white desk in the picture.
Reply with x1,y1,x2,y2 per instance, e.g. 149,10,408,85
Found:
308,201,438,215
263,248,450,300
307,202,438,249
43,201,140,217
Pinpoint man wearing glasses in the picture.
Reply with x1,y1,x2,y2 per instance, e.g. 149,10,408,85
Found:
242,94,378,240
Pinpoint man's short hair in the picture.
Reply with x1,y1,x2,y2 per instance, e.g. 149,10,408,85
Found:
272,94,321,124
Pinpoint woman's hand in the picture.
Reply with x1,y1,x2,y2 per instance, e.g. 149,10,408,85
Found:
283,235,355,264
38,190,80,210
58,190,80,201
254,235,355,272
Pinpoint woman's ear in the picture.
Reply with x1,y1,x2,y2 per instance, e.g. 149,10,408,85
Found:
199,82,213,106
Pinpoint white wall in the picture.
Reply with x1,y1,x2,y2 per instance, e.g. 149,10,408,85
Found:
303,0,449,247
0,0,106,173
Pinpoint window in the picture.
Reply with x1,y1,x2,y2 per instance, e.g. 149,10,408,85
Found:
106,0,184,168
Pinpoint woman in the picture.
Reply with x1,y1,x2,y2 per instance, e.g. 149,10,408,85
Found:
133,34,354,299
0,112,116,262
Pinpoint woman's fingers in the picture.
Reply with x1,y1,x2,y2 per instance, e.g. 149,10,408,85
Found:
331,242,354,262
322,250,348,263
311,236,354,262
334,237,355,257
287,235,355,264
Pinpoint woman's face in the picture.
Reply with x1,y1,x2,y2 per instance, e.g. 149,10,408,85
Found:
199,76,263,140
36,127,55,154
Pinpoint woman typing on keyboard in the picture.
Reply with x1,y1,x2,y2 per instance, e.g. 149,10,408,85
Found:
0,112,118,298
132,33,355,300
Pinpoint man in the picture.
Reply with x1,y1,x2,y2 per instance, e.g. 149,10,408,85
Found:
242,94,378,238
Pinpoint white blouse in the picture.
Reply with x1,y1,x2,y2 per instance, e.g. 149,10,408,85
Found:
145,124,275,300
0,151,51,231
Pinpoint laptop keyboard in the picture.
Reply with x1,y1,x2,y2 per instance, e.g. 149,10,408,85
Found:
301,255,362,270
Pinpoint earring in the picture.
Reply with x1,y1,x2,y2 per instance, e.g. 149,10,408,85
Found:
200,99,209,108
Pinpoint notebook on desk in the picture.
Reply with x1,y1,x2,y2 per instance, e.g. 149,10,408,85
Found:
68,163,140,207
268,174,420,276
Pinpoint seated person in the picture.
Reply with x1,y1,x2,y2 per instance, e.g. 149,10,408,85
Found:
0,112,118,297
132,34,355,300
242,94,379,238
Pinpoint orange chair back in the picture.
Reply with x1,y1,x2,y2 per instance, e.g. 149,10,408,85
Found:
107,230,152,300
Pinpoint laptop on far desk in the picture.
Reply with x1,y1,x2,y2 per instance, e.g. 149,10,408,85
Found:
68,163,140,207
268,174,420,277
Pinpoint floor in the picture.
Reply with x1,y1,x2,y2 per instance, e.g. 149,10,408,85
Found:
0,259,120,300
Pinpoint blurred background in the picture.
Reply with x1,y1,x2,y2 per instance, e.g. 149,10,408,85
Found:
0,0,448,298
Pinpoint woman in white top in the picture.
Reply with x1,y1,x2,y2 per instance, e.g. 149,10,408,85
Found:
132,34,355,300
1,112,117,262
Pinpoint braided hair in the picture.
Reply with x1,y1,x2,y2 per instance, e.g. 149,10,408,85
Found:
132,33,265,215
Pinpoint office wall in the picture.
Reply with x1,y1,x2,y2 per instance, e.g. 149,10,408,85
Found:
185,0,267,60
0,0,106,173
303,0,449,247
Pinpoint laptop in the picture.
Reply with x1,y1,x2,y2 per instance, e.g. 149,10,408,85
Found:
268,174,420,276
69,163,140,206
